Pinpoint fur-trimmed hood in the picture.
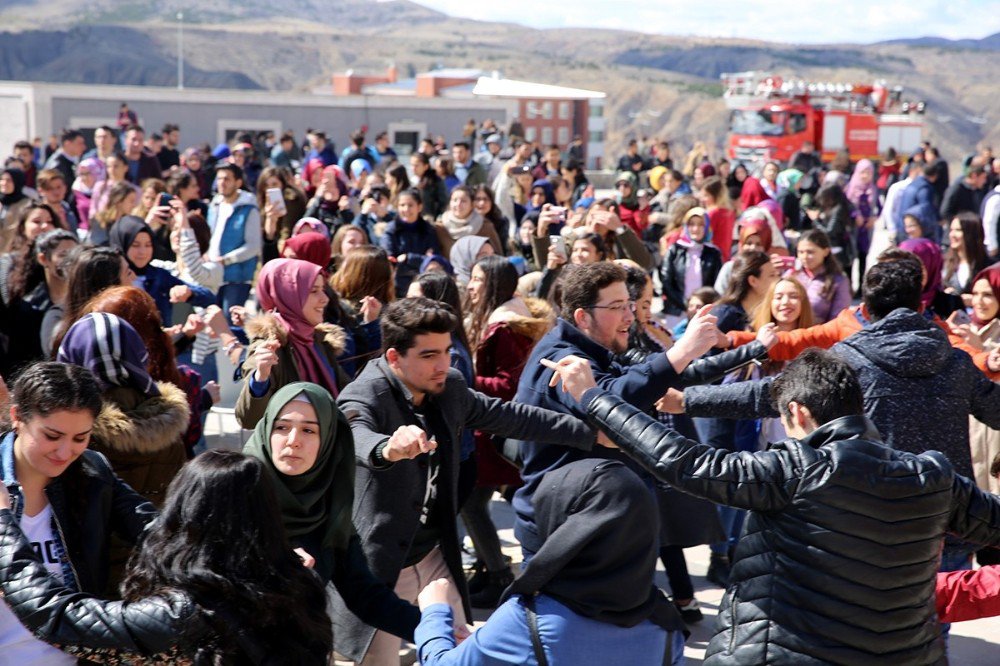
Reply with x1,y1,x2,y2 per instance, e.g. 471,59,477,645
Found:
486,296,554,342
91,382,190,454
244,311,348,355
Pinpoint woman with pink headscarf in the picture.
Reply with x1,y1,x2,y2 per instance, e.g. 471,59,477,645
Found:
845,159,880,280
235,258,350,428
898,238,963,319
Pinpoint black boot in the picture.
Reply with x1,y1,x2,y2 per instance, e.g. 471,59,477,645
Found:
465,560,489,595
469,569,515,608
706,553,731,588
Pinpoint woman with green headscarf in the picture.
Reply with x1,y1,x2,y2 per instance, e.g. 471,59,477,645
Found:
243,381,421,655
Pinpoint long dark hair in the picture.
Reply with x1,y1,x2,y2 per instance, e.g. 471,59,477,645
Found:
7,228,77,302
944,212,987,287
797,228,844,299
467,255,518,348
51,246,125,354
413,271,471,354
122,450,332,662
719,249,770,308
471,184,505,227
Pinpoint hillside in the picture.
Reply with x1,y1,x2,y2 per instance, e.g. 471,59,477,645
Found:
0,0,997,165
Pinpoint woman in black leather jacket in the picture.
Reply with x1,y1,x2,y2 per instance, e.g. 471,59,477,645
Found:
0,362,155,663
1,447,332,664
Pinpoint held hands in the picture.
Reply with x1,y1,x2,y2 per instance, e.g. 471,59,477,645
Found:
756,322,778,350
229,305,247,327
180,313,205,338
293,548,316,569
251,340,281,383
417,578,452,610
988,348,1000,374
169,285,193,304
655,388,685,414
671,305,720,366
540,355,597,403
203,381,221,404
384,425,437,462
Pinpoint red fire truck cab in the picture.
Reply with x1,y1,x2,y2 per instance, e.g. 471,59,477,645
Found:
722,72,924,166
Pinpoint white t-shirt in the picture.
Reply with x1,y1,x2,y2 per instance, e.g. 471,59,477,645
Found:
0,505,77,665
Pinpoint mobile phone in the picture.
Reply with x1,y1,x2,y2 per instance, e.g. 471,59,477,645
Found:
158,193,173,208
551,206,567,225
951,309,972,326
550,235,567,257
266,187,287,215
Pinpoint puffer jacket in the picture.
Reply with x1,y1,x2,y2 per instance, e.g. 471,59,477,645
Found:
581,391,1000,665
0,440,155,596
684,309,1000,479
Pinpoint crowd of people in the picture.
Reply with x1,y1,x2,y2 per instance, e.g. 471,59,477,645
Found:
0,110,999,665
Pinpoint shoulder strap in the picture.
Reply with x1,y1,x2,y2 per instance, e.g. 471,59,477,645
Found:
524,595,549,666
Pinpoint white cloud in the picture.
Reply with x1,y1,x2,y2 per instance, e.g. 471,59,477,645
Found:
410,0,1000,43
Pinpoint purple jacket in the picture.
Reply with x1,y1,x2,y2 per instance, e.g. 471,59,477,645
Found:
788,268,852,324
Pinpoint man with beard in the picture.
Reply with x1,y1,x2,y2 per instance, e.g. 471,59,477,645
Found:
333,297,598,665
511,262,740,560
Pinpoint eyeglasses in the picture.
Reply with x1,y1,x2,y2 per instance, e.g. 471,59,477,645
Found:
587,300,636,314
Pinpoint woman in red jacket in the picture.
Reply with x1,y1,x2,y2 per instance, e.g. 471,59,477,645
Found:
462,255,554,608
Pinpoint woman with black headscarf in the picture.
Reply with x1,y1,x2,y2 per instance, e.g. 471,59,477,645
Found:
414,459,686,665
108,214,215,325
0,168,33,254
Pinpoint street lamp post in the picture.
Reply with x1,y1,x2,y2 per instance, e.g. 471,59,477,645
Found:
177,11,184,90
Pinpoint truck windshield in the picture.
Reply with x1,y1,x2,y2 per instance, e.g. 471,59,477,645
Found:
730,110,786,136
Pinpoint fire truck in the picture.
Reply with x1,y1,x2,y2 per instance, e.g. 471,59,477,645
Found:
721,71,925,166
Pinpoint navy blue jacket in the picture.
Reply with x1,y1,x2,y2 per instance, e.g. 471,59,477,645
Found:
512,319,680,554
379,218,440,295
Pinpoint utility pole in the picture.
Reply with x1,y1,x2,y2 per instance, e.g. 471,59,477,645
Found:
177,11,184,90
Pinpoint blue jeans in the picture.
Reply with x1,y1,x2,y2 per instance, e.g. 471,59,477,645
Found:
218,282,252,326
939,545,974,644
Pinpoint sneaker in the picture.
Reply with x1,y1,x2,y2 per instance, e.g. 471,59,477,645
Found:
706,553,731,588
674,598,703,623
469,569,515,609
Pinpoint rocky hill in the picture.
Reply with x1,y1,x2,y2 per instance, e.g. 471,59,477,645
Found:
0,0,996,165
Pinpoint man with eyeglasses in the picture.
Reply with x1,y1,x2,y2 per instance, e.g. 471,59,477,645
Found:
511,262,772,560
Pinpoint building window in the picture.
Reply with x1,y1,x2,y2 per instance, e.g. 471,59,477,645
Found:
541,127,553,145
542,102,553,120
525,127,537,142
559,102,570,119
589,104,603,118
558,127,569,145
590,130,604,142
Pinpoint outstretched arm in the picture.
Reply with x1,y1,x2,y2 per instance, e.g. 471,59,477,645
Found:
541,357,796,512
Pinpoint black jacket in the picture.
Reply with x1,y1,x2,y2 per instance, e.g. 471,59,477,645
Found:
332,356,594,660
0,446,156,596
682,309,1000,479
0,508,211,660
660,242,723,315
582,391,1000,665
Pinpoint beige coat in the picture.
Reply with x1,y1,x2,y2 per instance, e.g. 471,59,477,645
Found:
969,318,1000,493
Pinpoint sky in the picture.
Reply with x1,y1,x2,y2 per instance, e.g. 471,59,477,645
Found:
408,0,1000,44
